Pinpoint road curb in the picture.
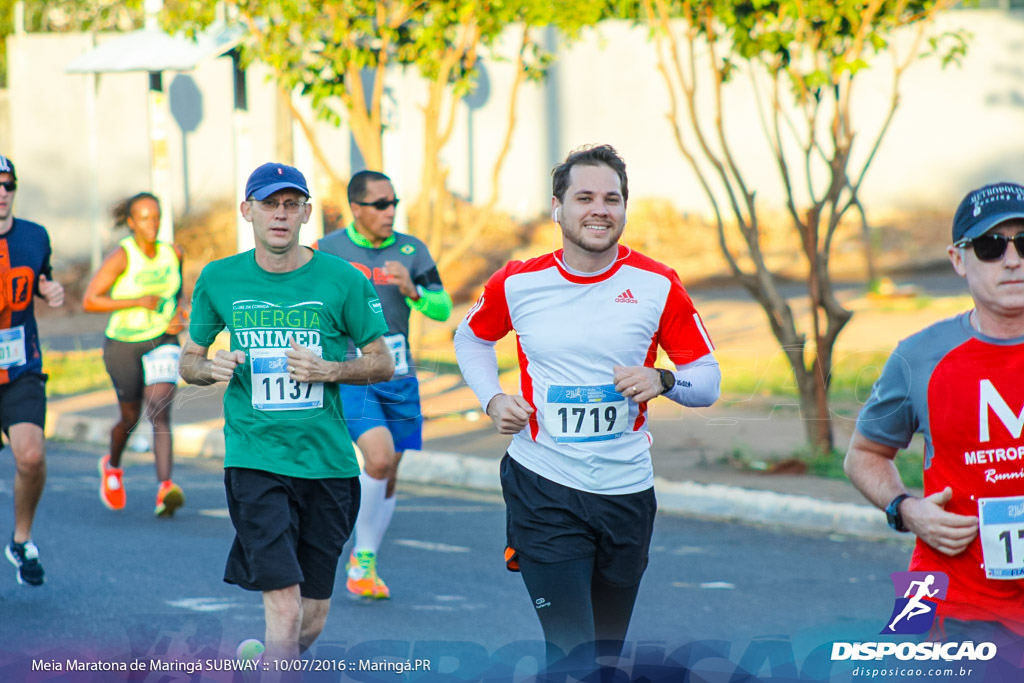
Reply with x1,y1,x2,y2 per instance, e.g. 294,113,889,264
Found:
652,478,891,538
47,412,891,540
398,450,892,539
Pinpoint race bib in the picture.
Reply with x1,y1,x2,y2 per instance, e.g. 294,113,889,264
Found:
250,346,324,411
0,326,26,369
544,384,629,443
384,334,409,375
978,496,1024,579
141,344,180,385
355,334,408,376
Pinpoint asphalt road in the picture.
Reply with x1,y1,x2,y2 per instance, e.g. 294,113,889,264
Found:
0,443,937,681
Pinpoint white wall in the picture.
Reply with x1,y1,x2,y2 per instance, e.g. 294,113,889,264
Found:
546,12,1024,216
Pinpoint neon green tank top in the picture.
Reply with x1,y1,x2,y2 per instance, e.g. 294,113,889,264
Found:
105,236,182,342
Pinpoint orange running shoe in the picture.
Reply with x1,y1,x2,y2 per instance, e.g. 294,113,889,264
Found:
372,572,391,600
98,455,126,510
346,551,389,598
155,480,185,518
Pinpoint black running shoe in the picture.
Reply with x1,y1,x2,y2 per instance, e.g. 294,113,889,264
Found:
5,536,45,586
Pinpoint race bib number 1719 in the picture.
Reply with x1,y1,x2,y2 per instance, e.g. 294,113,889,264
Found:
544,384,629,443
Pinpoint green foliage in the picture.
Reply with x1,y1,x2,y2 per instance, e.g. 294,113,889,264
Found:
5,0,143,32
0,0,144,87
630,0,965,107
161,0,601,142
801,445,924,490
924,29,970,67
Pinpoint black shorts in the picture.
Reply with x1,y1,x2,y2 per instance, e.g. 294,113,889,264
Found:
102,333,180,403
223,468,360,600
0,371,47,435
500,453,657,586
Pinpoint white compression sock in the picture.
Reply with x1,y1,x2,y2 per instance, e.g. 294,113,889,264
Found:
372,494,397,552
353,472,388,555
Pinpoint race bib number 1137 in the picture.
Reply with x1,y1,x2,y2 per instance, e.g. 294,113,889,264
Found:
250,347,324,411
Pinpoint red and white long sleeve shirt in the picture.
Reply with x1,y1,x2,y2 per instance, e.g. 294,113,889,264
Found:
455,245,715,494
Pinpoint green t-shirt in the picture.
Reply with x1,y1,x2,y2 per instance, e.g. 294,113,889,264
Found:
188,250,388,478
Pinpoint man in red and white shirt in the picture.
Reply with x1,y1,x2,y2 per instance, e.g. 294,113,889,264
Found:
847,182,1024,666
454,144,719,674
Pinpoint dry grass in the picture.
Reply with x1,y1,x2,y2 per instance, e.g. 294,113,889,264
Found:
173,201,239,299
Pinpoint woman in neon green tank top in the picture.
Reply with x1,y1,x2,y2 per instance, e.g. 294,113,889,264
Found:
83,193,188,518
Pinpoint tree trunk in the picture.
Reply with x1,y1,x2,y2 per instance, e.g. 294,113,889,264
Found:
803,348,834,454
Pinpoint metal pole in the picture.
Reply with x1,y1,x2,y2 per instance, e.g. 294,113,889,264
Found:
87,68,102,272
149,71,174,243
232,50,252,253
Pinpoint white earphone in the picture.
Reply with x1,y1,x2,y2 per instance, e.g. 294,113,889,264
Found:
553,206,560,222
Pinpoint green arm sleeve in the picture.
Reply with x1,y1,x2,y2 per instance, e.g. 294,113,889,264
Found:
406,287,453,322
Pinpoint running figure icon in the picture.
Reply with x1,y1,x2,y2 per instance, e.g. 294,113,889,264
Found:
888,574,940,631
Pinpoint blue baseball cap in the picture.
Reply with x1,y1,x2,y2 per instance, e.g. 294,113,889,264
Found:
245,162,309,201
0,155,17,179
953,182,1024,242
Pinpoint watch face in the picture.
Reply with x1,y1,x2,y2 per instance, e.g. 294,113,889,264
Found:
886,508,898,528
660,370,674,393
886,495,907,531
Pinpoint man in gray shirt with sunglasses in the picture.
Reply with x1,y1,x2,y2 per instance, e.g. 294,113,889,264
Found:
846,182,1024,656
315,170,452,600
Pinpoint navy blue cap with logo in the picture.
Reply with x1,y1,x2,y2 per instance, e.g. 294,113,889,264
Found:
245,162,309,201
953,182,1024,243
0,154,17,180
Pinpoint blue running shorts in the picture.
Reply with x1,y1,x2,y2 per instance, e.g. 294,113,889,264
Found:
339,376,423,451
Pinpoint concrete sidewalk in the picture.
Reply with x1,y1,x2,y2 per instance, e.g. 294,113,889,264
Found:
45,370,901,541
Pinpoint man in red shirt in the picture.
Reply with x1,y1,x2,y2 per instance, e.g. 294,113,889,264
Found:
847,182,1024,660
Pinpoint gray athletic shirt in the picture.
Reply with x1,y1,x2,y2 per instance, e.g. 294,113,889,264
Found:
857,311,1024,628
316,226,444,379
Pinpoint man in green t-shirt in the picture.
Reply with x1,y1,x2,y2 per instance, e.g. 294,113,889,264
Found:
179,163,393,664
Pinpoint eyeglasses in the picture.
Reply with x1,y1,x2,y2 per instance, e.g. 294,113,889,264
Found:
252,198,307,214
353,198,400,211
0,181,16,192
956,233,1024,262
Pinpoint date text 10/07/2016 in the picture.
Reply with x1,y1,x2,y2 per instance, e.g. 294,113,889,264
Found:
269,658,432,674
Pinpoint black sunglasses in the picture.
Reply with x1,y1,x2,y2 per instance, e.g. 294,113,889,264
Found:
0,181,16,192
957,233,1024,262
353,198,399,211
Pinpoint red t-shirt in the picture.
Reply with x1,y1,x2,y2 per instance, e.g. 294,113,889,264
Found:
859,313,1024,634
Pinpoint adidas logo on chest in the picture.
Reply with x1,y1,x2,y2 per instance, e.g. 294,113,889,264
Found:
614,288,638,304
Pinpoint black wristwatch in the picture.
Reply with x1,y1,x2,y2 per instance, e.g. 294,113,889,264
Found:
658,369,675,395
885,493,912,532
